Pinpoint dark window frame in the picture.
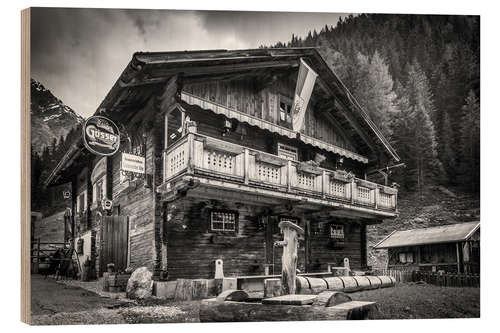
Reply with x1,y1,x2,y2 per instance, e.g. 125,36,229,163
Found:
209,209,239,234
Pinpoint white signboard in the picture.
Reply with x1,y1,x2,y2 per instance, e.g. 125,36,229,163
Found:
121,152,145,174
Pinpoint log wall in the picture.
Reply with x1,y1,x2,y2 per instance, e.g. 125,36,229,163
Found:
165,197,267,280
165,195,366,280
183,77,357,151
308,219,364,271
109,129,156,273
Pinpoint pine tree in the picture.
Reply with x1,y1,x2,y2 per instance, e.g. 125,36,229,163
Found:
392,61,442,194
440,111,457,183
459,90,480,192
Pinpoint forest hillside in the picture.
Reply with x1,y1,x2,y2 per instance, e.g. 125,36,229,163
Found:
271,14,480,194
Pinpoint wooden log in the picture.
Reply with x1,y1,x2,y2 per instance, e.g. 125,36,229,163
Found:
324,277,345,291
312,291,352,307
339,277,359,292
352,276,371,290
264,278,282,298
304,277,328,294
296,276,312,294
192,279,209,299
216,290,249,302
365,276,382,289
278,220,304,295
174,279,193,301
199,299,377,322
222,278,237,292
378,276,396,287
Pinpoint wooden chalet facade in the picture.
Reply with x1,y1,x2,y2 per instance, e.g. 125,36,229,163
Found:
46,48,401,282
374,222,480,274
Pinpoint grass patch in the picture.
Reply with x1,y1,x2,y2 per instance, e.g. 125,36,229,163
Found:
350,283,480,319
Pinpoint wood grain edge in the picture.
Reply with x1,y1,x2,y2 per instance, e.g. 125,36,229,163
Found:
21,7,31,325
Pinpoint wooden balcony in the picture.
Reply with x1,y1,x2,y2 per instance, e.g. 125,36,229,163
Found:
160,133,398,218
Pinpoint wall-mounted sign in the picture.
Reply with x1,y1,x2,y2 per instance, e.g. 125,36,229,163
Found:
121,152,145,174
83,116,120,156
101,199,113,211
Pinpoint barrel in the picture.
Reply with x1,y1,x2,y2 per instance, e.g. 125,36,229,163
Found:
338,277,359,292
378,275,396,287
296,276,312,294
352,276,371,290
323,277,345,291
297,275,394,294
365,276,382,289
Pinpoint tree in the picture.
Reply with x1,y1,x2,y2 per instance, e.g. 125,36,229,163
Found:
440,111,457,183
392,61,442,194
459,90,480,192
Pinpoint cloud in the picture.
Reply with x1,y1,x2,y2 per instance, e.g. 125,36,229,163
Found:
31,8,344,118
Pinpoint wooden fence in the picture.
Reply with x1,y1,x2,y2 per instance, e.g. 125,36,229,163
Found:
374,269,414,283
373,269,479,288
412,270,480,288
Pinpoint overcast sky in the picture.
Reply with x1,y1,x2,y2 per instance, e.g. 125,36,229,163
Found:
31,8,346,118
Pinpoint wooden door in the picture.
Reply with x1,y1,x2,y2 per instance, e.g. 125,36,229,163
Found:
100,215,129,275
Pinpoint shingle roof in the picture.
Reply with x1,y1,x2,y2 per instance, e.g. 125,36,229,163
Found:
374,222,480,249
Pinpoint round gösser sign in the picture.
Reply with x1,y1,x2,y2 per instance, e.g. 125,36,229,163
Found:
83,116,120,156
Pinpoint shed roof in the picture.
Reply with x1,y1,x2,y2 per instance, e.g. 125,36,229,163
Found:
374,222,480,249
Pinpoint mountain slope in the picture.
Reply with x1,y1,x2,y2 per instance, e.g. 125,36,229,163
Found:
30,79,83,154
367,186,480,269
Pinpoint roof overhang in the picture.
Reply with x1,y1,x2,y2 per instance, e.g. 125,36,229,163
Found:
374,222,480,249
46,48,401,187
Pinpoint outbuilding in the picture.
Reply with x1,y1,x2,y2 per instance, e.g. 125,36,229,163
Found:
374,222,480,274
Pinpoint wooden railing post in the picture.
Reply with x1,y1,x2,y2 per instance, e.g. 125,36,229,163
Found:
286,160,292,192
322,170,328,198
187,133,194,174
374,187,379,209
351,179,356,204
244,148,249,185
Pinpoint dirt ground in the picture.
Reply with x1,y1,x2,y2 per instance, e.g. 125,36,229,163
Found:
30,275,199,325
30,275,480,325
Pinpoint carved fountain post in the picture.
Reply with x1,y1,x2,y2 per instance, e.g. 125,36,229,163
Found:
278,220,304,295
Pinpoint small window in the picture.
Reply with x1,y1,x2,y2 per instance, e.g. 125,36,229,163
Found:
330,224,344,239
398,252,414,264
210,211,237,232
92,178,106,207
76,191,87,213
399,252,406,263
277,143,298,161
279,96,293,125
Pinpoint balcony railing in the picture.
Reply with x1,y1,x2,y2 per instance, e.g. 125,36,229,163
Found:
163,133,398,214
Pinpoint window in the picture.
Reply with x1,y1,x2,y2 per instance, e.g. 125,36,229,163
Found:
279,96,293,125
330,224,345,239
398,252,414,264
210,211,237,232
277,143,298,161
76,191,87,213
92,178,106,207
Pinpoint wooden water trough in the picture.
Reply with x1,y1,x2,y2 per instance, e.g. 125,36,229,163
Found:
200,290,378,322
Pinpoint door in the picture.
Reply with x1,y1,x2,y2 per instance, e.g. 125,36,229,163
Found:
100,215,129,275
